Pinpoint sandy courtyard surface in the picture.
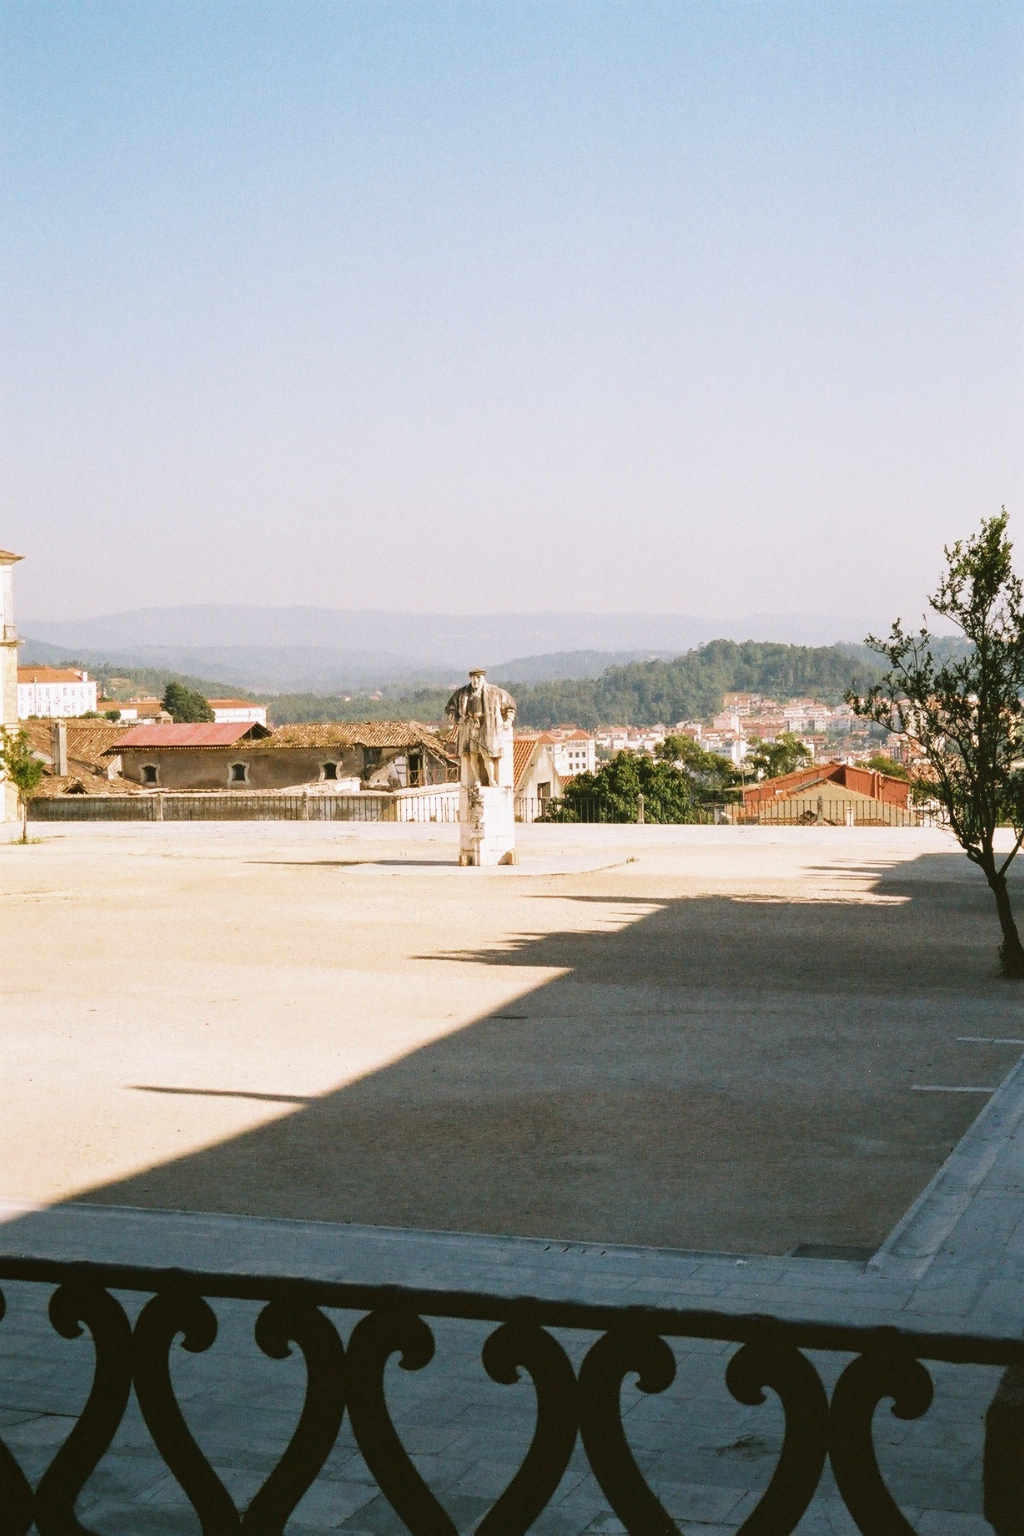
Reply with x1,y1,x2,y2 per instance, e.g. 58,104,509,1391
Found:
2,820,1022,1256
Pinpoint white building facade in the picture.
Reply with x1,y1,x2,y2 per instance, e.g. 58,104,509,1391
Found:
17,667,98,719
209,699,269,726
549,729,597,778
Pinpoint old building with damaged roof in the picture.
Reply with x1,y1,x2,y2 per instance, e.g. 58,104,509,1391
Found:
111,720,457,792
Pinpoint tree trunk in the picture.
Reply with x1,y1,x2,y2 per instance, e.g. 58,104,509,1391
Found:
20,795,27,844
987,868,1024,978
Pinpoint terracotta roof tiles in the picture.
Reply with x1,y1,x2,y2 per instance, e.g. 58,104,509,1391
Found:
17,666,89,683
513,738,538,790
252,721,451,753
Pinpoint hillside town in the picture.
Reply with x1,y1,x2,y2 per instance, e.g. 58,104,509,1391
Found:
1,552,918,829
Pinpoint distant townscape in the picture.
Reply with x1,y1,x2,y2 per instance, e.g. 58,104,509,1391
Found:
3,551,916,827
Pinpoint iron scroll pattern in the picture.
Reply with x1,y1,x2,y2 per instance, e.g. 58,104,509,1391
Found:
0,1258,1021,1535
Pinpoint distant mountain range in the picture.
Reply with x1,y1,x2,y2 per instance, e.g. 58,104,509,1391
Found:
21,604,884,694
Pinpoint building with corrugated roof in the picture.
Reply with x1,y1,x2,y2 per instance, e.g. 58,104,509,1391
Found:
112,720,456,792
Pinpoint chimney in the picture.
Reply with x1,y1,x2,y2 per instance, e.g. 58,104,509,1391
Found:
51,720,68,777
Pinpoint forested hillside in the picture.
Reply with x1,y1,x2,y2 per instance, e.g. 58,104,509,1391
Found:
510,641,884,728
27,639,891,728
267,641,885,728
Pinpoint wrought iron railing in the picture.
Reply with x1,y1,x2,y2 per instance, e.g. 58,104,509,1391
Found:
731,797,930,828
27,790,460,824
29,789,936,830
0,1255,1020,1533
515,794,936,827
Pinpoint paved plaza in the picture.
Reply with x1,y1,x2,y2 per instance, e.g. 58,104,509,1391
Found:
2,821,1023,1253
1,822,1023,1530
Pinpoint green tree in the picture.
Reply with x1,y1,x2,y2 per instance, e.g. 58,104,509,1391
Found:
745,732,812,781
553,750,696,823
162,682,214,723
656,734,740,800
0,728,45,843
862,753,910,780
850,512,1024,978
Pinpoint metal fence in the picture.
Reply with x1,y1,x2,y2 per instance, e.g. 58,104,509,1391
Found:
731,797,932,828
29,790,935,829
28,790,460,825
0,1254,1020,1534
515,794,935,827
515,795,616,823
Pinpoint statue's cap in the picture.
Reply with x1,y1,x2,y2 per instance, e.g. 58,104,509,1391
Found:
469,667,486,677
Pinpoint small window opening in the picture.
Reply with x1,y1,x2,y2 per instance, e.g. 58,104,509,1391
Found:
142,764,158,785
322,761,338,781
408,749,423,787
229,762,248,784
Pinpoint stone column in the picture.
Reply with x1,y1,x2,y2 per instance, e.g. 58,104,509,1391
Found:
51,721,68,778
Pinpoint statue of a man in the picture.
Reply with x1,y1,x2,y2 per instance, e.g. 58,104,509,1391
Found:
445,669,516,788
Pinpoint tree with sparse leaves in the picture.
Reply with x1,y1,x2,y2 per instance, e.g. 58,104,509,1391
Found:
656,734,741,800
0,728,45,843
162,682,214,723
862,753,910,781
850,511,1024,978
745,732,811,781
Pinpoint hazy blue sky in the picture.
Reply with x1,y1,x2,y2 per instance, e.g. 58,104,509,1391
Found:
2,1,1021,624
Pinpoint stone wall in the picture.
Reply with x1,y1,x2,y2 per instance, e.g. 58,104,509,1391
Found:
118,743,452,792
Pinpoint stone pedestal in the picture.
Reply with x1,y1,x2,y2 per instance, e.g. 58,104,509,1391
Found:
459,785,518,866
459,737,518,866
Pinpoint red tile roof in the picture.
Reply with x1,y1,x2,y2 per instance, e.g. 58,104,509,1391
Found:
742,761,912,809
115,722,263,749
18,667,88,683
513,738,538,790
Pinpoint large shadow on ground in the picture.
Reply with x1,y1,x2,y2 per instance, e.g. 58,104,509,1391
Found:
75,850,1024,1256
